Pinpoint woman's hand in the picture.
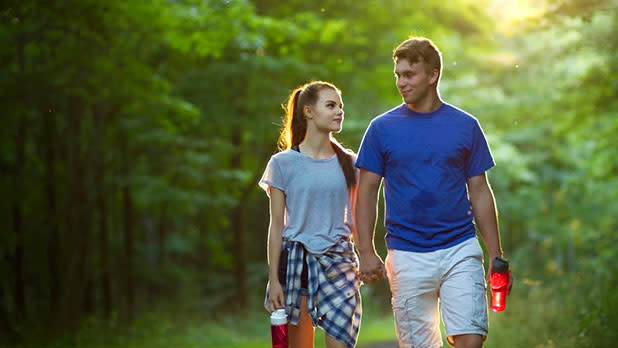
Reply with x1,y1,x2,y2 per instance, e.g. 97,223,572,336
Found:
267,281,286,313
358,251,387,284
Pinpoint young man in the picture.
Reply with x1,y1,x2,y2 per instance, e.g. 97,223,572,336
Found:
355,37,509,348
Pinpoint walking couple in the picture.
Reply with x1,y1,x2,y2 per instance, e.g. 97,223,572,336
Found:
260,37,511,348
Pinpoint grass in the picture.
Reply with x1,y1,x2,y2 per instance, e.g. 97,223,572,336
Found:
4,291,397,348
4,272,611,348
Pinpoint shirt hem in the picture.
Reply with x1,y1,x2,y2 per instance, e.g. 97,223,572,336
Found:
258,179,285,195
353,164,384,177
466,162,495,179
385,233,476,253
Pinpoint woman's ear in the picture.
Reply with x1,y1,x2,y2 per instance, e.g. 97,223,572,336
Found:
303,105,312,119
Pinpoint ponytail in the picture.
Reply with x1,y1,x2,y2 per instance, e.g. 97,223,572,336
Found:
331,138,357,190
278,88,306,151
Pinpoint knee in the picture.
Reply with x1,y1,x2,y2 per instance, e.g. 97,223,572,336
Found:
452,334,483,348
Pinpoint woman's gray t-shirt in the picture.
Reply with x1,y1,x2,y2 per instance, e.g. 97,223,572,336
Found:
259,149,355,254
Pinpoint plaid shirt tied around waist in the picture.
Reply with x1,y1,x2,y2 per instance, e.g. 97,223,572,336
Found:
265,237,362,348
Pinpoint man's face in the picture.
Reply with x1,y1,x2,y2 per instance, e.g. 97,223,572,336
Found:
394,58,438,105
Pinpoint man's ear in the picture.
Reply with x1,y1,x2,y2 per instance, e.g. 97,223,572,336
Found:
429,69,439,85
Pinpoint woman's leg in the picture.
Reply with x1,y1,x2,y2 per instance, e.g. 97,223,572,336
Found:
288,295,314,348
325,333,347,348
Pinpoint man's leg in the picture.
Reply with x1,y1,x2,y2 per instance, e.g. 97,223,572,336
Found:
440,238,488,347
386,249,442,348
452,334,483,348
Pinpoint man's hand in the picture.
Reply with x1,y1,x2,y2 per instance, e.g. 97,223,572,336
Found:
358,251,387,283
487,257,514,295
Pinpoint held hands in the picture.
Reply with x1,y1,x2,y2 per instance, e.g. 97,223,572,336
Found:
267,281,285,313
358,251,387,284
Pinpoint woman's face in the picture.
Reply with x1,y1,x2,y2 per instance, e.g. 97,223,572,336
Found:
305,87,344,133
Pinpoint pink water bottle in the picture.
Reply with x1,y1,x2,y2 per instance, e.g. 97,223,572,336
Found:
490,257,510,312
270,309,288,348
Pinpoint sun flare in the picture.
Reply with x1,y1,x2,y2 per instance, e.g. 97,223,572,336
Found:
489,0,549,34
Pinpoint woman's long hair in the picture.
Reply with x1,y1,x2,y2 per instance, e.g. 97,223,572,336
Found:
277,81,356,189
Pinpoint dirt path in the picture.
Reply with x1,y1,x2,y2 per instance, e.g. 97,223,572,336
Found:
359,340,399,348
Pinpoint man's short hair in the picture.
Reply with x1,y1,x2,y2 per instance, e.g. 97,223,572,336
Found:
393,37,442,78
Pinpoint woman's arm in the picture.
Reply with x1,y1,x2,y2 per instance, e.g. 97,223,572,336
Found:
267,186,286,312
350,172,360,244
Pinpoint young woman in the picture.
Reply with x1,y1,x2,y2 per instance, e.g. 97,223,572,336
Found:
259,81,361,348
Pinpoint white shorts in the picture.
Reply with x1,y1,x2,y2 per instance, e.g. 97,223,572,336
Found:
385,237,488,348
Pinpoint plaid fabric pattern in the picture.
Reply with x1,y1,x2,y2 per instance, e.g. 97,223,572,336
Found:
265,237,362,348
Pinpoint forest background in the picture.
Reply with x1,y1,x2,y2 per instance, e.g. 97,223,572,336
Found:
1,0,616,347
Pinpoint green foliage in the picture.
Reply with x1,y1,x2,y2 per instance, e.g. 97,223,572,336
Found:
1,0,617,345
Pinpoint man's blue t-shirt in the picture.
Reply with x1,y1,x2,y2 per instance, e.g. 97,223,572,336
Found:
356,103,495,252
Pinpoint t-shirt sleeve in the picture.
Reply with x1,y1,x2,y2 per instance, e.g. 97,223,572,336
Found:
355,121,385,176
259,156,286,195
465,120,495,178
349,152,360,188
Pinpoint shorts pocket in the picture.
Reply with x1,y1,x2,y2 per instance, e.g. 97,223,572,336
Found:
392,297,412,347
471,277,488,331
392,296,432,348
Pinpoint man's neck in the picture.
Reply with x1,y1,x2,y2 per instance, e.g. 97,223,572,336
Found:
407,91,442,113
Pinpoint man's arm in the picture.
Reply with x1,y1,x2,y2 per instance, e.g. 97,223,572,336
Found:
467,173,503,260
355,168,386,282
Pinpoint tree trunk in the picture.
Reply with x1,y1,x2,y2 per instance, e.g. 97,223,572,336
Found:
121,135,135,323
230,129,247,312
13,14,26,319
93,105,112,319
99,191,111,319
43,109,60,317
64,95,89,326
13,121,25,318
157,203,168,268
198,213,208,271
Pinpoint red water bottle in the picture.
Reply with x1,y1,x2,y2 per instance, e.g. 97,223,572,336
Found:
490,257,510,312
270,309,288,348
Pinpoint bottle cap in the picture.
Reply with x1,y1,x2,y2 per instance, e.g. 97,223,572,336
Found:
492,257,509,273
270,308,288,325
